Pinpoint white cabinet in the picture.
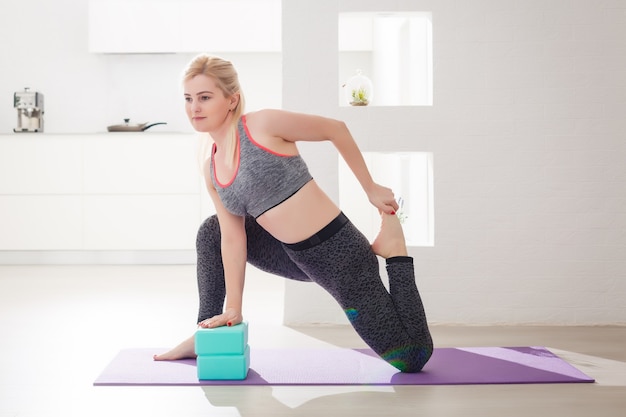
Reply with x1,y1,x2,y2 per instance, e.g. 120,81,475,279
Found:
0,196,83,250
0,138,82,194
88,0,281,53
82,136,200,194
0,137,84,250
88,1,181,53
180,0,282,53
0,134,206,251
83,195,200,250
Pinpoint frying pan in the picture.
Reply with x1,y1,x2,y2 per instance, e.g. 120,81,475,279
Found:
107,119,167,132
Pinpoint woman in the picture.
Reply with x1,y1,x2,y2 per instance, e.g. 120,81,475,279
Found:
155,54,433,372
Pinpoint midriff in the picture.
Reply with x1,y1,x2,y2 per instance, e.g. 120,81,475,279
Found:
255,180,341,244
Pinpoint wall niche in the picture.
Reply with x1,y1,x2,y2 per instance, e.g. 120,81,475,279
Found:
339,12,433,107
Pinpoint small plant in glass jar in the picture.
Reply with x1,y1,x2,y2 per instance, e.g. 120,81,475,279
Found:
351,87,370,106
344,69,373,106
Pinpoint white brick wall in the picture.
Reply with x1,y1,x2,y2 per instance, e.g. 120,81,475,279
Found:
283,0,626,325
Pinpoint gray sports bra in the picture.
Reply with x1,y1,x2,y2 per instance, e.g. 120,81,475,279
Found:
210,116,313,218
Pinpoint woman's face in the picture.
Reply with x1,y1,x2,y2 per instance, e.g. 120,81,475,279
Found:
184,74,235,133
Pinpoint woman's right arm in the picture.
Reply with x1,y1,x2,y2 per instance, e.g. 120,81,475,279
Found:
248,109,399,214
199,165,247,328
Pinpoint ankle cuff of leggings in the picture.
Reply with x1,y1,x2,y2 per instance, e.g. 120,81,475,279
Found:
386,256,413,265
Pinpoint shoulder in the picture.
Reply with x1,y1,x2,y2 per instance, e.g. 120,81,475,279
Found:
245,109,340,143
241,110,298,153
244,109,292,127
244,109,295,140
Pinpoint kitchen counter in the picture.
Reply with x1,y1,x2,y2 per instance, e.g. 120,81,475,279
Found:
0,133,213,261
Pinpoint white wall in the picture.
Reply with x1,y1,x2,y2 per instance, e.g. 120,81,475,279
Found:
1,0,624,326
282,0,626,326
0,0,281,134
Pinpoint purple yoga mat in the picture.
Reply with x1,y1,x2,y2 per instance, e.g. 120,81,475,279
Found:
93,346,594,386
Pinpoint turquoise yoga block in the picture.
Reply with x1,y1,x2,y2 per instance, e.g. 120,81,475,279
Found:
197,344,250,380
195,322,248,355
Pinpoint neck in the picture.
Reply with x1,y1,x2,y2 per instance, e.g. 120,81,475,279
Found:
210,113,237,145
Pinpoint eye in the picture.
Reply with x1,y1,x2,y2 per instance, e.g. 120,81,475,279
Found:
184,97,192,103
201,95,211,101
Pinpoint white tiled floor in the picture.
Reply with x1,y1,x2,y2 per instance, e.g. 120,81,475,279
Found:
1,265,625,417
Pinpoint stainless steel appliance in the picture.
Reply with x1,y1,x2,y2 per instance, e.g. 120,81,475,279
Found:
13,87,44,132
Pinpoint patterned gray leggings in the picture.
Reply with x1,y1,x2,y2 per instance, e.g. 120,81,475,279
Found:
196,213,433,372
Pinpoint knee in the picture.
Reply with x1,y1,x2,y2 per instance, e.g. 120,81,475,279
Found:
385,341,434,373
406,344,434,373
196,215,220,250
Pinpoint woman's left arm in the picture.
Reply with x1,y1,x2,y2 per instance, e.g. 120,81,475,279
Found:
249,109,398,214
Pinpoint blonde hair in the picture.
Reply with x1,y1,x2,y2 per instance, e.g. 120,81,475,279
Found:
184,54,246,168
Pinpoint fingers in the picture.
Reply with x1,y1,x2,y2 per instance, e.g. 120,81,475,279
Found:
388,192,400,211
227,318,243,327
376,202,398,216
380,198,399,215
198,316,227,329
376,185,399,214
197,319,212,328
198,313,243,329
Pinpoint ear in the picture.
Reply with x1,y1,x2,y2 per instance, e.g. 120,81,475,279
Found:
229,93,240,109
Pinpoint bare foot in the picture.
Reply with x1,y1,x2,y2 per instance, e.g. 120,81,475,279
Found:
371,212,408,258
153,334,196,361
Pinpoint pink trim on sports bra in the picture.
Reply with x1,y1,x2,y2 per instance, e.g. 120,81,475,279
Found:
242,115,294,157
211,135,240,188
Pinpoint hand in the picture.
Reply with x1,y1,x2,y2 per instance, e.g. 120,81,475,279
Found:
366,183,399,215
198,307,243,329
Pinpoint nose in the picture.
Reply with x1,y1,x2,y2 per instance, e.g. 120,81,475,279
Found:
190,100,201,113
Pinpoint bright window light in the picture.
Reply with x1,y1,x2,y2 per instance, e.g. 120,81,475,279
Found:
339,12,433,107
338,152,434,247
